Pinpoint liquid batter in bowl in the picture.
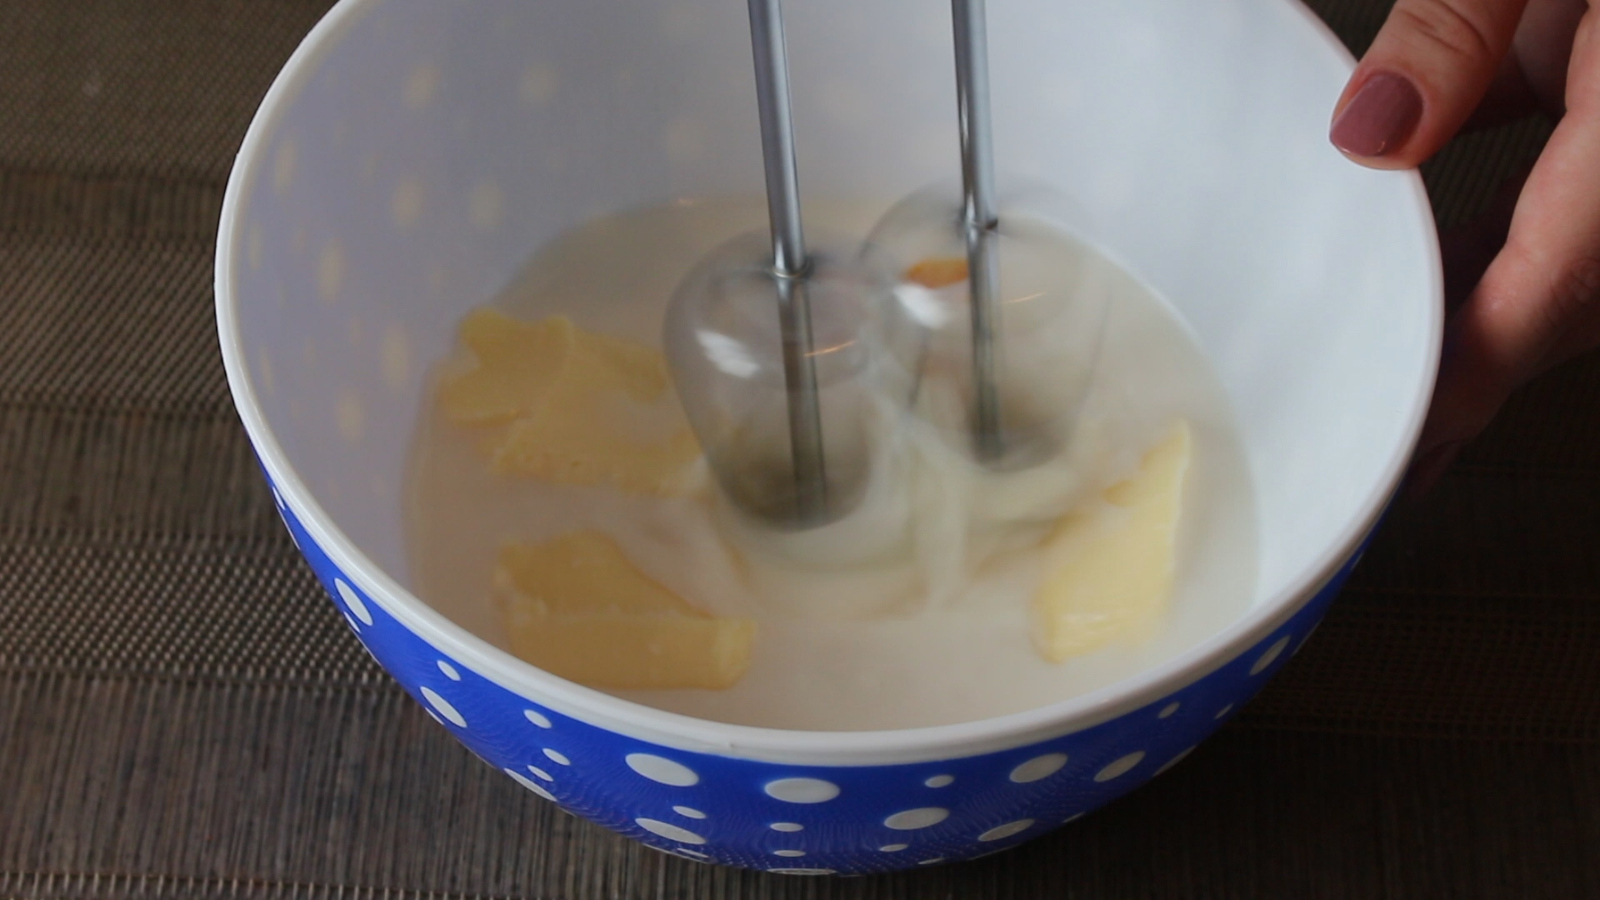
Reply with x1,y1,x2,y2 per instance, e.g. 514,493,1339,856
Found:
404,198,1258,731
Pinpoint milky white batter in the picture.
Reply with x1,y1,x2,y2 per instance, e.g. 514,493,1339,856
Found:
404,198,1257,731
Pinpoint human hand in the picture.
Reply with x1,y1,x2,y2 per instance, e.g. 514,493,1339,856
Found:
1329,0,1600,494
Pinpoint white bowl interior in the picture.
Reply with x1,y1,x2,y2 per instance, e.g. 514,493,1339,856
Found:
227,0,1435,652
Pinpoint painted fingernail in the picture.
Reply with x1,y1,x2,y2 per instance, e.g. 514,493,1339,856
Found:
1330,71,1423,158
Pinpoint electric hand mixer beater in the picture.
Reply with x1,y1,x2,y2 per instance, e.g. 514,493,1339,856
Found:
665,0,1106,539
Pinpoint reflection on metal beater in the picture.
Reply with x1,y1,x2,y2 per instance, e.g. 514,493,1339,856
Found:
748,0,827,521
953,0,1004,463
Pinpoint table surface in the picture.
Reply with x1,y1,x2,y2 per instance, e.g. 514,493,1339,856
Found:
3,1,1597,898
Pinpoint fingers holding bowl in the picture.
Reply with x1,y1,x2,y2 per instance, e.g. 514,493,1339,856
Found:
1412,6,1600,483
1331,0,1530,164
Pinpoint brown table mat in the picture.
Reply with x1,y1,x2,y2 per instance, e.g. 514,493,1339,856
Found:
3,1,1597,897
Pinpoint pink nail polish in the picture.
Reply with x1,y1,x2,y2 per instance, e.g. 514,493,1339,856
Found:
1330,72,1423,158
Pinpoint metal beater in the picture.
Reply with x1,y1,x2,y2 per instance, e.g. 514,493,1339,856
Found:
664,0,1014,529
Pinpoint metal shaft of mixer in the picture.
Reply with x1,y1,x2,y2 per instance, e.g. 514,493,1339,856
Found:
952,0,1004,462
747,0,827,522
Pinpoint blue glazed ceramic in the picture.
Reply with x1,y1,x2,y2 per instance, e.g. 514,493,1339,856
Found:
216,0,1440,875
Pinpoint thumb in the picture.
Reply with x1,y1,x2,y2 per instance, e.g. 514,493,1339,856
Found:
1331,0,1529,167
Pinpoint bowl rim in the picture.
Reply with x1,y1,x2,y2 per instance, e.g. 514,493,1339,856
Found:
214,0,1442,767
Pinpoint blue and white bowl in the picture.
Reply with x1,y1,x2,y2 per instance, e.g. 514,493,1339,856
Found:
215,0,1440,875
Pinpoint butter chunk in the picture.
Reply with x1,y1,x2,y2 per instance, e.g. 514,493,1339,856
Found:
1032,422,1191,662
497,531,755,690
437,310,574,424
437,309,699,494
504,615,756,692
495,416,700,496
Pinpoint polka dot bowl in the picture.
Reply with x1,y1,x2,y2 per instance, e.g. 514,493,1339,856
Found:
215,0,1440,875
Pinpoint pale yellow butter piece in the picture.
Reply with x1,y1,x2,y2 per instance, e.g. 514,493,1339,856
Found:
437,309,698,494
503,615,756,692
497,531,756,690
494,416,700,496
1032,421,1192,662
436,310,575,424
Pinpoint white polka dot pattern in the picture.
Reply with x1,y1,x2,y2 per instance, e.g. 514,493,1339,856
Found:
1094,752,1145,783
307,518,1319,875
380,324,410,391
505,768,554,802
391,177,425,228
1154,747,1196,776
334,579,372,626
1251,636,1292,675
468,181,504,231
626,753,699,787
978,819,1035,842
247,226,265,271
518,63,559,105
764,778,840,804
316,240,344,303
883,807,949,830
272,138,296,195
419,687,465,727
1010,753,1068,783
261,369,1344,877
636,818,705,845
402,64,439,108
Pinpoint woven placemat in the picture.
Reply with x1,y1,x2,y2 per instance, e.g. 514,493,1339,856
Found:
2,1,1597,897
